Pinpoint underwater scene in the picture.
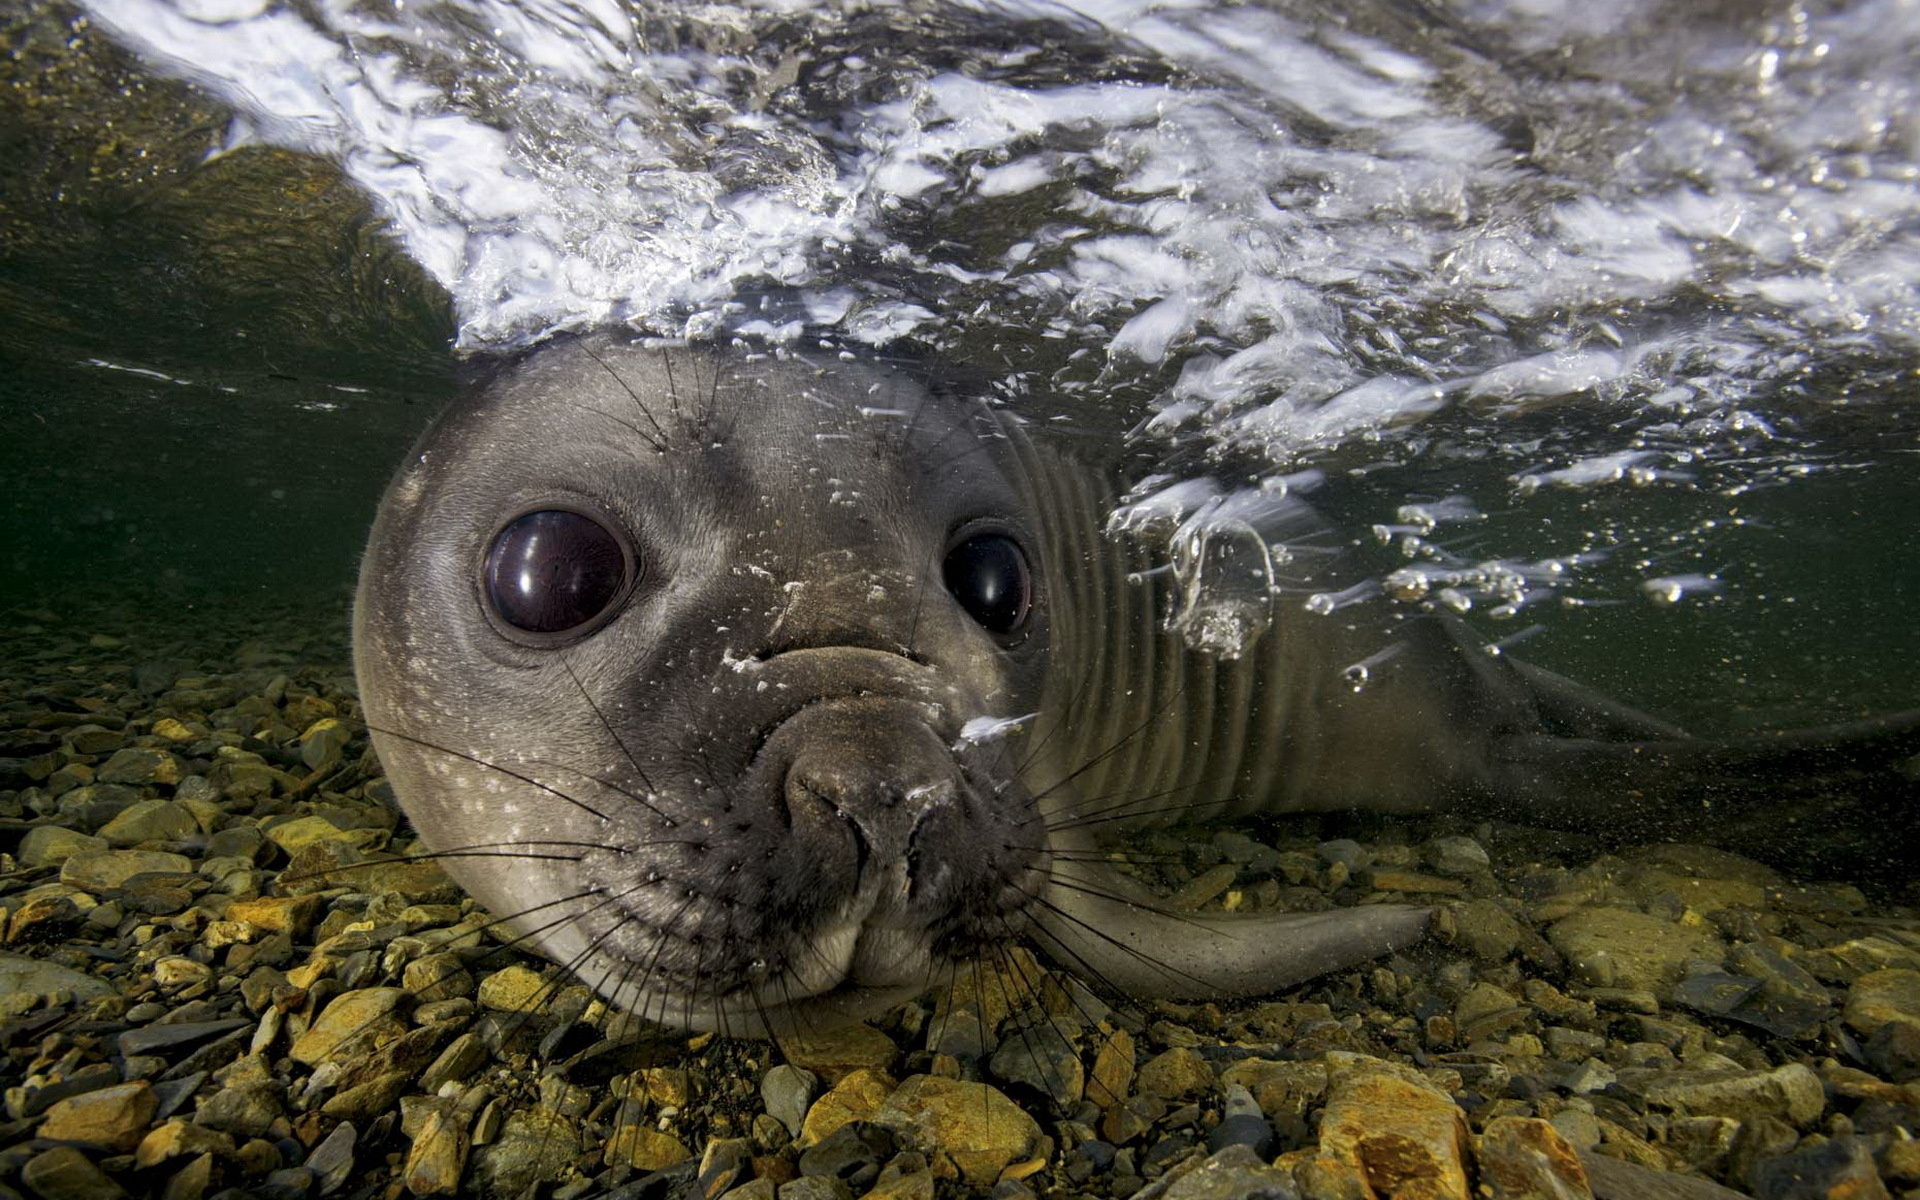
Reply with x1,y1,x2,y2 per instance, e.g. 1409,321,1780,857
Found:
2,1,1919,1198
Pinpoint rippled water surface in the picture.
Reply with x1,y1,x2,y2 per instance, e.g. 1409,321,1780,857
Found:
4,0,1917,731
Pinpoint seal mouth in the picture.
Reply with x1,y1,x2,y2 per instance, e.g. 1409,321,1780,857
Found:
563,648,1050,1030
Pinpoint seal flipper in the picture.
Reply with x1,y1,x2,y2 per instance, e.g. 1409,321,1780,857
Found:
1031,860,1431,999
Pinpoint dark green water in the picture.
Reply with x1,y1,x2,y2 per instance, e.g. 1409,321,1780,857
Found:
3,0,1917,744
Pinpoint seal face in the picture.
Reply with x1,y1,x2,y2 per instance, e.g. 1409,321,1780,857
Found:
354,338,1060,1032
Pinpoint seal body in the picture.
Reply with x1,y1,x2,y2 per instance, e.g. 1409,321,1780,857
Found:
353,337,1915,1033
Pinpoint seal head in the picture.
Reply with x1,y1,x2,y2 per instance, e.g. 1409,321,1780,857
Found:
355,338,1057,1032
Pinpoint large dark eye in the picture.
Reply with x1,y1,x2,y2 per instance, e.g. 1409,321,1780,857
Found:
942,532,1033,635
484,509,631,635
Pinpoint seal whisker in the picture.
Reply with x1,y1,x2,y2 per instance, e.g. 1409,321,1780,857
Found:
1027,683,1190,807
1013,890,1205,990
360,721,616,823
1042,781,1217,834
579,341,672,453
558,654,662,801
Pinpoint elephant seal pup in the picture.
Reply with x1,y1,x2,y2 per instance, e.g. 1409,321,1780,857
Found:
353,335,1915,1034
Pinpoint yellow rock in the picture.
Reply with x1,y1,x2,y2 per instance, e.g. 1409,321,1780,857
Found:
1311,1056,1470,1200
603,1126,692,1171
799,1068,894,1147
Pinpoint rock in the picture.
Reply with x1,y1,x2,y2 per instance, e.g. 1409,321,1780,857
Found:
304,1120,358,1195
20,1145,128,1200
1425,836,1491,877
1087,1028,1135,1109
226,894,322,937
1750,1135,1890,1200
419,1032,490,1093
403,1101,469,1195
96,800,196,846
289,988,411,1065
117,1018,251,1058
193,1080,286,1138
1306,1055,1470,1200
1845,969,1920,1041
1135,1047,1214,1101
796,1121,895,1193
1548,908,1726,992
782,1023,898,1085
1450,899,1524,963
1369,869,1468,895
1475,1116,1592,1200
134,1119,236,1168
96,747,182,786
800,1069,893,1148
466,1107,579,1198
872,1076,1044,1186
300,718,354,771
604,1124,692,1171
0,950,115,1005
1703,942,1833,1039
475,965,549,1012
1620,1063,1825,1127
763,1064,820,1141
1220,1058,1328,1121
1205,1083,1274,1159
1579,1150,1758,1200
37,1081,157,1151
989,1022,1083,1111
60,849,193,890
18,826,108,868
697,1137,754,1199
1169,864,1239,911
1152,1143,1297,1200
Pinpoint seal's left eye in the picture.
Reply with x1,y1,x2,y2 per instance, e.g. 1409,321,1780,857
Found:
484,509,630,635
943,532,1033,635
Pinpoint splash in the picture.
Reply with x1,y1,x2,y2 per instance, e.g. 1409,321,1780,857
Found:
76,0,1920,655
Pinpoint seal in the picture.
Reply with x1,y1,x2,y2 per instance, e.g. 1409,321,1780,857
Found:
353,335,1920,1034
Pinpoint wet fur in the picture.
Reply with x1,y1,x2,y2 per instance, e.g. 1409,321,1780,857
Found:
354,336,1920,1036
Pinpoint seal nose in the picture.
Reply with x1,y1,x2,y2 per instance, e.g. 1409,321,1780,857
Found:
787,744,952,864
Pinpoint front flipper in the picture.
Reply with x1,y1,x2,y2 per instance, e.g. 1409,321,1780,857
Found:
1030,859,1432,999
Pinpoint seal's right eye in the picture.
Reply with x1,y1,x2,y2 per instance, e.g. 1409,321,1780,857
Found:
484,509,631,635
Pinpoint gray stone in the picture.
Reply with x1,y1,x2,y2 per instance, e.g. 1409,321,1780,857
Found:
1751,1135,1890,1200
988,1020,1084,1112
0,951,114,1005
1548,907,1726,992
96,800,197,846
18,826,108,868
60,850,193,891
96,747,181,786
19,1145,127,1200
1425,835,1491,877
762,1064,819,1140
193,1080,286,1138
1147,1143,1298,1200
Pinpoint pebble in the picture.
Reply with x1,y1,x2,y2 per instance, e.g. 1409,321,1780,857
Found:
872,1076,1043,1186
0,950,117,1004
20,1145,128,1200
1425,835,1492,877
762,1064,821,1141
1548,907,1727,991
1622,1062,1826,1127
782,1024,899,1085
37,1081,157,1152
1304,1055,1471,1200
1475,1116,1591,1200
799,1069,893,1147
59,849,193,890
1750,1135,1890,1200
289,987,411,1064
